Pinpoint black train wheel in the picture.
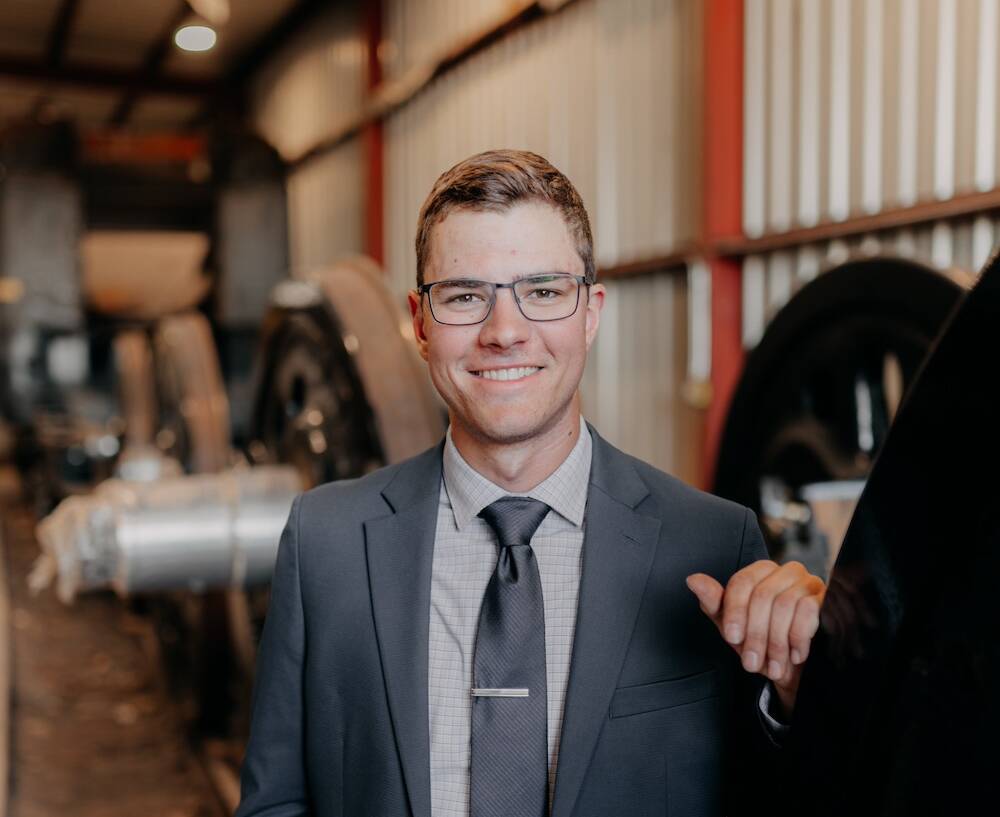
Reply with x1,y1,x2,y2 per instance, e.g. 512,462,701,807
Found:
250,257,443,488
713,257,971,575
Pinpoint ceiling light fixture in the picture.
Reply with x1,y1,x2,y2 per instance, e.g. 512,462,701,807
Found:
174,24,217,52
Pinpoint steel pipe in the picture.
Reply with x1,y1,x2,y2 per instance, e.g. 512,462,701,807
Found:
33,465,302,603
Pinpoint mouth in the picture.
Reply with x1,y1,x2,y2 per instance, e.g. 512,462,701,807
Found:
469,366,543,382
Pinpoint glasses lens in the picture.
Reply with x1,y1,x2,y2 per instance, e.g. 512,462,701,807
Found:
430,280,493,324
514,275,580,320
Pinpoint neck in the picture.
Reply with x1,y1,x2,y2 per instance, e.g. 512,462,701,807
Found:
450,401,582,493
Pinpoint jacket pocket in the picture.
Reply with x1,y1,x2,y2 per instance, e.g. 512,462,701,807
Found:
610,668,719,719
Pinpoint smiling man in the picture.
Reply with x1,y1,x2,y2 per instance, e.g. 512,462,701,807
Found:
236,150,826,817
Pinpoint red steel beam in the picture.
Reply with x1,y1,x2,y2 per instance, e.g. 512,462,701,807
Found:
700,0,745,490
364,0,384,267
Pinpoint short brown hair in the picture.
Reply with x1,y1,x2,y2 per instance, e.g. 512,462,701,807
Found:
415,149,595,287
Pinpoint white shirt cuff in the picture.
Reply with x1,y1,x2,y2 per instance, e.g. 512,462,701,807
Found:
758,681,791,744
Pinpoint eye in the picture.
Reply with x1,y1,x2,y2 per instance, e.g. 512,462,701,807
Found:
444,291,486,304
521,278,569,299
527,288,558,299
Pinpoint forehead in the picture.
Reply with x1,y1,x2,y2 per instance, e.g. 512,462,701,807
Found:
426,201,581,282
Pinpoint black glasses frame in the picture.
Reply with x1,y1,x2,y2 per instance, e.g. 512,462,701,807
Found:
417,274,589,326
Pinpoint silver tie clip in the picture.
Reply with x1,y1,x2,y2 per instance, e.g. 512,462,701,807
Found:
471,687,529,698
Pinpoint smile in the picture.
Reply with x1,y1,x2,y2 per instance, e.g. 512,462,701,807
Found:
470,366,542,382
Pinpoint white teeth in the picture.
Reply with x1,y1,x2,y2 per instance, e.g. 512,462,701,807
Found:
476,366,540,381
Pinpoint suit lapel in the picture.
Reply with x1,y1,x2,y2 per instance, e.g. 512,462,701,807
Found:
365,444,443,817
551,429,661,817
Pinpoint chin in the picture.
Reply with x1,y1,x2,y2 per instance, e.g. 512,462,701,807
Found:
463,406,565,446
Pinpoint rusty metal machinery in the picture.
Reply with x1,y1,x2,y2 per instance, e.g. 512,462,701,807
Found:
713,257,973,578
152,312,233,474
36,258,444,597
0,123,287,499
250,257,445,487
31,258,443,795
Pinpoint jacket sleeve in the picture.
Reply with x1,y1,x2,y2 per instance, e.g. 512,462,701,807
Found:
235,494,311,817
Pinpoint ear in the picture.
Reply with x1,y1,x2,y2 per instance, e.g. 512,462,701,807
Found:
583,283,605,350
408,289,430,361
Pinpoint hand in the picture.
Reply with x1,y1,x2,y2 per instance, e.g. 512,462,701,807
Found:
685,560,825,717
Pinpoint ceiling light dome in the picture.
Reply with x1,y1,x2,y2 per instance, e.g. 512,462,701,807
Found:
174,24,217,52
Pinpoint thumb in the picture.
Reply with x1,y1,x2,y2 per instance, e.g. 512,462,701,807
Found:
686,573,724,622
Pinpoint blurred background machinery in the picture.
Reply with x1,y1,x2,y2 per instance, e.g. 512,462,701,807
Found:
713,257,973,578
1,0,1000,815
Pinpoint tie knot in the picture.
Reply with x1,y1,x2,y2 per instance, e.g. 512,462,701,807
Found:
478,496,550,549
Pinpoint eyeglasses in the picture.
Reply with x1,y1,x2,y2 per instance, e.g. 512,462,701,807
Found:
417,274,589,326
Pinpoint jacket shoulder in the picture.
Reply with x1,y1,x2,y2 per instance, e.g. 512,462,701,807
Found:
631,455,748,520
299,449,434,520
299,461,394,518
617,450,764,572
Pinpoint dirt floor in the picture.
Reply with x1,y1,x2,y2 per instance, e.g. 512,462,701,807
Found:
2,499,227,817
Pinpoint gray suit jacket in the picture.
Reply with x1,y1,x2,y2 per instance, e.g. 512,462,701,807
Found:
236,426,778,817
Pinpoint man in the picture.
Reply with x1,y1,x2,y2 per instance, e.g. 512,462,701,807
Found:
236,150,825,817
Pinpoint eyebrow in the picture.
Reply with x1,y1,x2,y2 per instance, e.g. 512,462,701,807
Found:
434,271,572,284
510,271,572,282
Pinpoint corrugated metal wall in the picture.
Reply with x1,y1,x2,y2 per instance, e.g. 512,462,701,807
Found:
384,0,703,478
284,142,366,278
741,0,1000,340
744,0,1000,234
385,0,702,296
740,217,995,347
251,4,367,276
584,271,702,485
382,0,514,79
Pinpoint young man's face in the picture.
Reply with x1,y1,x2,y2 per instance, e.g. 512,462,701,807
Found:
408,201,605,447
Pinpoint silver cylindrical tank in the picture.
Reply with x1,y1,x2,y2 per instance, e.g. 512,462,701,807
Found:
34,465,302,603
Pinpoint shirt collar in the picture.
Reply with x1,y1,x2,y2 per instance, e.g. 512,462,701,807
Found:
442,415,592,531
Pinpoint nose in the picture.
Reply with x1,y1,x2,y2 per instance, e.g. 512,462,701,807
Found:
478,287,531,348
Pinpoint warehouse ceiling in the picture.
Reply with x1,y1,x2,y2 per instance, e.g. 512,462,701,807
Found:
0,0,320,130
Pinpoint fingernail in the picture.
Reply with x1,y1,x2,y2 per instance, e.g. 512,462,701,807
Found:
725,624,742,644
791,649,802,664
767,660,782,679
743,650,760,672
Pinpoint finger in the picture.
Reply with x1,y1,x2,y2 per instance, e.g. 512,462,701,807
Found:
779,657,801,689
788,591,823,664
719,560,781,647
685,573,725,624
740,562,806,674
764,583,814,680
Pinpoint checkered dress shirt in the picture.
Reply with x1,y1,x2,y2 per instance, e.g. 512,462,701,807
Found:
428,416,591,817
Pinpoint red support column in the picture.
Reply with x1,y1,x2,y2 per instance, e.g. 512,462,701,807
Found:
364,0,384,267
700,0,745,489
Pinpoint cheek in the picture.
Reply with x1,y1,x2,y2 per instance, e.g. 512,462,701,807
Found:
426,333,472,377
544,325,588,367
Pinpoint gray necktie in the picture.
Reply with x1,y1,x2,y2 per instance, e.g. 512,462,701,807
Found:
470,496,551,817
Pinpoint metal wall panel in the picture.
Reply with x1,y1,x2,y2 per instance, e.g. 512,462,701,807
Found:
250,5,367,275
743,0,1000,234
1,173,82,330
383,0,515,79
251,5,365,160
581,270,702,482
285,138,366,278
740,220,999,348
386,0,702,297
